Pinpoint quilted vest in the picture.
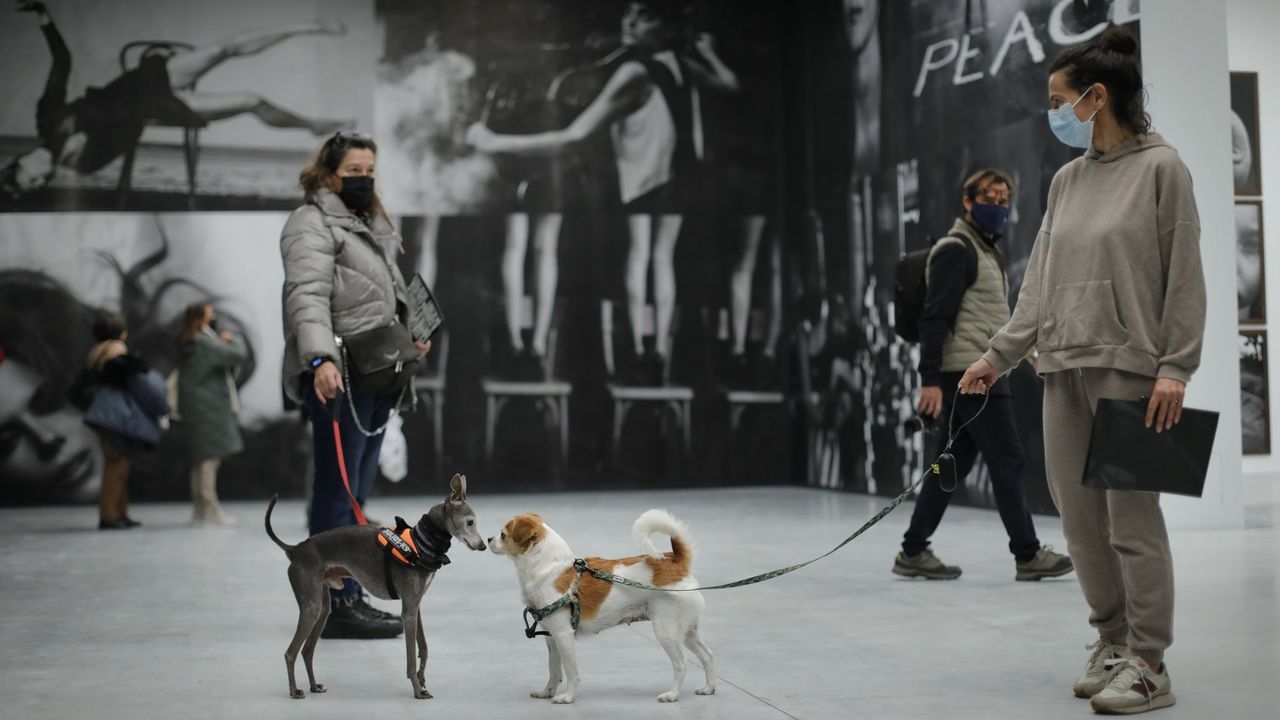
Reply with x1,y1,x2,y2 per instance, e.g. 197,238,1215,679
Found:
928,219,1011,373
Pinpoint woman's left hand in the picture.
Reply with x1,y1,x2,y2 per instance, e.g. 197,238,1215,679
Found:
1146,377,1186,433
414,340,432,358
465,123,495,152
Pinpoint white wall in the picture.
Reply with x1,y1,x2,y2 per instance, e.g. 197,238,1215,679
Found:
1227,0,1280,479
1143,0,1245,528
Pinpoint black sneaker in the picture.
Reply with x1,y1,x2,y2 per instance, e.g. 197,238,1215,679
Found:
725,353,751,389
642,350,667,386
321,600,402,639
515,350,546,382
98,518,134,530
351,594,399,623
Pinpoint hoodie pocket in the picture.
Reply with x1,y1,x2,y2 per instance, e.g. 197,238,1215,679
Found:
1041,280,1129,351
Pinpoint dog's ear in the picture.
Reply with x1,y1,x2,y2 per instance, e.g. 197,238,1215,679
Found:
449,473,466,503
507,514,545,551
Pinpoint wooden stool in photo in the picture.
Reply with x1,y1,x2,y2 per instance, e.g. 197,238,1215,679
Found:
116,41,205,210
413,330,449,476
481,298,572,470
600,300,693,470
709,307,784,438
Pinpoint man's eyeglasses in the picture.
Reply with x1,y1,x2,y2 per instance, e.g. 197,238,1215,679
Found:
973,187,1011,206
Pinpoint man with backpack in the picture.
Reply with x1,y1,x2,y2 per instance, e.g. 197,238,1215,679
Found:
893,169,1073,582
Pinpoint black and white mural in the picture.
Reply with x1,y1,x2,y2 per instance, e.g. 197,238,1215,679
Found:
2,0,1146,512
0,0,791,504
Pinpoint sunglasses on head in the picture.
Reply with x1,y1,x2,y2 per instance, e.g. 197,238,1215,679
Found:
333,130,371,139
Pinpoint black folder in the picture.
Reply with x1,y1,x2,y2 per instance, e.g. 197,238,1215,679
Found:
1081,398,1219,497
406,273,445,343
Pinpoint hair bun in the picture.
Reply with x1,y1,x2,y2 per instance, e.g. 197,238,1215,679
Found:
1098,26,1138,55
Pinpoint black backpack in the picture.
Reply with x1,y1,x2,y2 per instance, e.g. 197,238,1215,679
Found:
893,233,978,342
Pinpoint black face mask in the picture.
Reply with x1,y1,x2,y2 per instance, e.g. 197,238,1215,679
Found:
337,175,375,213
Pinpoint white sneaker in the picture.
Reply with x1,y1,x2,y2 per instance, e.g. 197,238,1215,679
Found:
1090,657,1175,714
1074,638,1130,698
196,510,237,528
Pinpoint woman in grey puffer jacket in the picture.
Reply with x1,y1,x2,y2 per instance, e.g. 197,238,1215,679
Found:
280,132,430,638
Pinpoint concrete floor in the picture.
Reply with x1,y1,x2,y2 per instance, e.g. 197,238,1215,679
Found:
1,485,1276,719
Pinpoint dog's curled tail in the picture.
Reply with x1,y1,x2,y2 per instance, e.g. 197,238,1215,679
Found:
264,495,294,553
633,509,693,565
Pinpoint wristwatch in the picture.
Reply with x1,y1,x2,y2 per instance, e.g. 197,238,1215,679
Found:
310,356,332,370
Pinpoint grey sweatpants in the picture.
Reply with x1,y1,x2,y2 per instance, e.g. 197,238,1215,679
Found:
1042,367,1173,667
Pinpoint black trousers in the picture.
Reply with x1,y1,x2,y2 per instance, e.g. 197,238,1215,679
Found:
902,374,1040,562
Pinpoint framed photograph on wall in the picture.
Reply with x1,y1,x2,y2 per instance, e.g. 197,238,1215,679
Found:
1237,199,1266,323
1231,72,1263,196
1240,330,1271,456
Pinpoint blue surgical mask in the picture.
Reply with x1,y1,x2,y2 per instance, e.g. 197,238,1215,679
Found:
1047,86,1098,149
970,202,1009,236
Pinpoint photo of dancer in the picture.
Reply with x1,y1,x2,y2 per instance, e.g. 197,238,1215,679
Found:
369,0,793,484
467,0,741,385
0,0,369,211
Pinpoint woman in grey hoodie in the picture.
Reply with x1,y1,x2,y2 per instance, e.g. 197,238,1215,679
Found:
959,27,1204,715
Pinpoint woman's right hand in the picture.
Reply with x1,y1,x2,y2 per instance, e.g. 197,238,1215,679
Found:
313,361,344,403
958,358,999,395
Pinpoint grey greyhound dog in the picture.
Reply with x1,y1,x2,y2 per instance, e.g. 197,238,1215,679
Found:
265,473,486,700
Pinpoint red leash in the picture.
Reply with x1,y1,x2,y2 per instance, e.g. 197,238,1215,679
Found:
329,391,367,526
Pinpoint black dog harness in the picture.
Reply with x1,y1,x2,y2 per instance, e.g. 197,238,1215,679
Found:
376,515,451,600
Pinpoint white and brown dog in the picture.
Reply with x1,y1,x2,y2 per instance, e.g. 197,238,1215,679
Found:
488,509,715,704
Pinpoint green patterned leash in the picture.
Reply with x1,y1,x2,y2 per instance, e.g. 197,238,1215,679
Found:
576,387,989,594
522,389,989,636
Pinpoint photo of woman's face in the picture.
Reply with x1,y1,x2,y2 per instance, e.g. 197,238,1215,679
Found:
0,358,101,503
621,2,667,49
1236,203,1261,317
843,0,878,55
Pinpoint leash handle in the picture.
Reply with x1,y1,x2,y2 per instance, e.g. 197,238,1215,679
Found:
329,390,367,526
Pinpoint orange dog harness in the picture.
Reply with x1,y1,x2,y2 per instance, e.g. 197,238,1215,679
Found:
374,516,452,599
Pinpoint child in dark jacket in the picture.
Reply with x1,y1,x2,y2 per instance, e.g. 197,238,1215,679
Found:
71,312,168,530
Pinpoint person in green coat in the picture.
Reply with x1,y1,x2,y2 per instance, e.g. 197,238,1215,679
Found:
176,303,247,526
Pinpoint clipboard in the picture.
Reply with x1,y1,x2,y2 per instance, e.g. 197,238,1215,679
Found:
1081,397,1219,497
406,273,445,344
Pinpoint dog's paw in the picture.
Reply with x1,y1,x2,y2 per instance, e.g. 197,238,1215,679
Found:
289,689,305,699
309,684,326,694
414,689,433,700
551,693,575,704
696,685,715,696
657,691,681,703
530,688,555,699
